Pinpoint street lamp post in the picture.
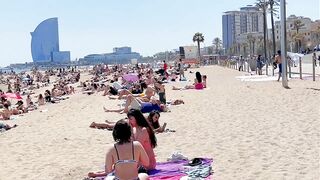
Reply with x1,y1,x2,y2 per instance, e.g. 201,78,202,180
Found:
280,0,289,88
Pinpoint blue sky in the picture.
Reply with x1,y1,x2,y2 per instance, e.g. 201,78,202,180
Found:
0,0,319,67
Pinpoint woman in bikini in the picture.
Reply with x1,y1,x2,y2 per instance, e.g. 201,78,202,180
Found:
88,120,149,179
127,109,157,171
172,72,206,90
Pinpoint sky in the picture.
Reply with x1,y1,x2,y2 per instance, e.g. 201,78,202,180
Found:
0,0,319,67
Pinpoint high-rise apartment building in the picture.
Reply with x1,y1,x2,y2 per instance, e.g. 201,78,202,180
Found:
222,5,264,51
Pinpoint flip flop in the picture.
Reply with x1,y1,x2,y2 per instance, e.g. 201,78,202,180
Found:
188,158,203,166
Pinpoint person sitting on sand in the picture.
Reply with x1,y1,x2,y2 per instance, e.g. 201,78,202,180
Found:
128,109,157,171
172,72,207,90
27,102,37,111
14,100,27,114
26,95,32,108
0,97,11,107
0,103,11,120
104,94,166,114
146,110,166,133
44,90,52,103
38,94,45,106
88,119,150,179
154,81,166,104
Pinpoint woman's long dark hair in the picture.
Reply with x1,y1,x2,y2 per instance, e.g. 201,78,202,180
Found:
127,109,157,148
147,110,160,129
112,119,132,144
195,71,202,83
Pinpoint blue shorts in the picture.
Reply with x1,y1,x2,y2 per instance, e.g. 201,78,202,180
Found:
279,64,282,73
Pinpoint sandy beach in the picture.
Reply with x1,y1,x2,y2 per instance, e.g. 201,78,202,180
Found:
0,65,319,180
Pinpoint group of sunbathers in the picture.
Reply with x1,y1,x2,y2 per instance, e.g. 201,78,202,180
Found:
87,62,208,179
0,68,79,125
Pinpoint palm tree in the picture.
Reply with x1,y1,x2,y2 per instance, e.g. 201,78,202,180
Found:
257,35,264,54
247,34,256,55
193,32,205,63
256,0,268,68
213,37,222,54
292,20,305,52
291,32,304,52
242,43,249,57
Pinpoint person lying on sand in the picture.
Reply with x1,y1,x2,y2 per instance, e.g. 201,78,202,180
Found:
0,122,17,131
171,99,185,105
109,83,147,100
172,72,207,90
90,111,167,133
104,95,166,114
89,120,119,130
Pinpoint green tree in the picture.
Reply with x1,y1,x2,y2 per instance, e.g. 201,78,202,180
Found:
256,0,268,60
193,32,205,63
292,20,305,52
213,37,222,54
269,0,280,56
247,34,256,55
242,43,249,57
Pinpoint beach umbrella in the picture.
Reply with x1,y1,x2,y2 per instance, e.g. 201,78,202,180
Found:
122,74,139,82
3,93,23,100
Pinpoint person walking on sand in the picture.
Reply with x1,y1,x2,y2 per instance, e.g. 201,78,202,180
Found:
256,55,263,75
178,59,185,80
275,50,282,81
238,56,244,71
312,53,317,67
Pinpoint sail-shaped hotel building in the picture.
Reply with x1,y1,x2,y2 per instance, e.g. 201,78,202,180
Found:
31,18,70,63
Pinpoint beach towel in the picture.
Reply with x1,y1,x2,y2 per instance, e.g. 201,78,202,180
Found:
148,158,213,180
87,158,213,180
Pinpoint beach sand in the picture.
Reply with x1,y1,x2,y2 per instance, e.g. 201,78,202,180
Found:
0,66,319,180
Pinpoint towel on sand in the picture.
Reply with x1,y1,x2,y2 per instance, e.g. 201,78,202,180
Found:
148,158,213,180
87,158,213,180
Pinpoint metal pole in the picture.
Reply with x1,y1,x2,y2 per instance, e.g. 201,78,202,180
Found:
299,57,302,80
280,0,288,88
263,0,268,75
313,56,316,81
